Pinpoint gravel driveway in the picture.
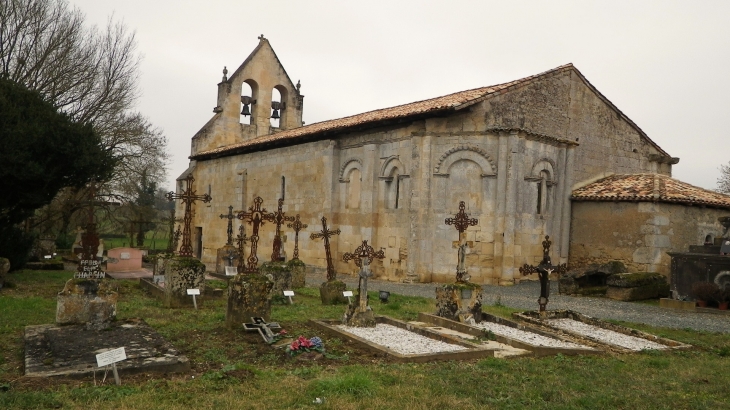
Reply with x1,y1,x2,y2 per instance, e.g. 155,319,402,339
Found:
306,273,730,333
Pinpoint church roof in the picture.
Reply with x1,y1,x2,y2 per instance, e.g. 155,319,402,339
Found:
192,64,668,161
571,174,730,210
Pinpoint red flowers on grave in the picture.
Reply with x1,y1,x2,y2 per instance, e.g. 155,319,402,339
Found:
286,335,324,356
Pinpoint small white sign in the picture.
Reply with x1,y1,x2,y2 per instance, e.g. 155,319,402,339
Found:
96,347,127,367
225,266,238,276
187,289,200,295
343,291,354,297
120,252,130,260
283,290,295,296
44,255,52,259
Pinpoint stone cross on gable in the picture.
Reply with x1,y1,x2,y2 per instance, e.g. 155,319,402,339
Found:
267,198,294,262
310,216,340,282
343,240,385,311
235,223,248,272
165,175,212,257
287,214,308,261
445,201,479,283
219,205,237,246
519,235,568,313
237,196,274,273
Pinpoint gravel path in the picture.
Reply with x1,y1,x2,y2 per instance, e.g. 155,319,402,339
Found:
306,273,730,333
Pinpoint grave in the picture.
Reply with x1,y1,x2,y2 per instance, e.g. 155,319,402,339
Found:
106,247,144,272
310,316,496,363
163,257,206,308
514,310,691,353
310,216,348,305
559,261,626,296
518,235,567,314
216,205,241,276
342,240,385,327
605,272,669,301
435,201,483,322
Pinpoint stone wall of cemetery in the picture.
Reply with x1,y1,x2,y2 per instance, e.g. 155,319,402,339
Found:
569,201,726,276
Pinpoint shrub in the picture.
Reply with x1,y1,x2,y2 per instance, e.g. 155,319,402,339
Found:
0,225,35,271
691,282,720,302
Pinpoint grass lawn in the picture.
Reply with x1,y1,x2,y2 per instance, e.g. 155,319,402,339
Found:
1,270,729,409
103,234,169,251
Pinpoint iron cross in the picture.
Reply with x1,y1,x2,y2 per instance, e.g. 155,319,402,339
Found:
165,209,183,254
219,205,237,246
310,216,340,281
343,240,385,311
235,223,248,272
75,180,104,279
287,214,308,260
445,201,479,283
165,175,212,257
519,235,567,313
267,198,294,262
237,196,273,273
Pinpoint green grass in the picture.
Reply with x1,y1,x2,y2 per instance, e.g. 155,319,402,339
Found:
103,233,169,251
1,269,730,409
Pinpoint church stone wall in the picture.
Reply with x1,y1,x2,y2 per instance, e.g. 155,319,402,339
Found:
569,201,726,277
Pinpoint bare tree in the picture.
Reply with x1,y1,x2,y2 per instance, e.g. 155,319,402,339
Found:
719,162,730,194
1,0,168,236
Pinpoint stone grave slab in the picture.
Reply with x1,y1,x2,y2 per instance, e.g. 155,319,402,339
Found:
513,310,692,353
107,247,143,272
309,315,495,363
417,313,600,357
24,318,189,379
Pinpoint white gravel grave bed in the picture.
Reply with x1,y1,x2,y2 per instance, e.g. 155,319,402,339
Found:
547,318,667,351
336,324,468,355
469,321,587,349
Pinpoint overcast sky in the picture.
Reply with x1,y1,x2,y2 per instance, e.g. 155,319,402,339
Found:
70,0,730,191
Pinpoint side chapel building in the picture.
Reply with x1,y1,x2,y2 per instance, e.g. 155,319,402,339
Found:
175,36,729,285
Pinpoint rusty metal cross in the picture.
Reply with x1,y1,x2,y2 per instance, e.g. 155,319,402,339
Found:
519,235,568,313
287,214,308,260
165,175,212,257
310,216,340,281
343,240,385,310
237,197,273,273
235,223,248,272
219,205,237,246
75,180,104,279
267,198,294,262
165,209,183,254
445,201,479,283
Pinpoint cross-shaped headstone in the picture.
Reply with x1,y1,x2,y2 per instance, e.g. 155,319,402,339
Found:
519,235,567,313
237,196,274,273
287,214,308,260
165,175,212,257
219,205,237,246
268,198,294,262
242,317,282,343
445,201,479,283
310,216,341,281
343,240,385,311
235,223,248,273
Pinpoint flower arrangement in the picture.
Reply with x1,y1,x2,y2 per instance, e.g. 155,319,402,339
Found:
267,329,288,345
286,336,324,356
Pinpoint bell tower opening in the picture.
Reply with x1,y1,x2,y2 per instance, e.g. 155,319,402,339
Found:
240,79,258,125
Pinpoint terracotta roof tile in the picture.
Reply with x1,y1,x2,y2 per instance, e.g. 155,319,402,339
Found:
572,174,730,209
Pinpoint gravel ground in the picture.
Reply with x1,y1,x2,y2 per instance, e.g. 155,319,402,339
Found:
306,273,730,333
336,323,467,355
468,320,588,349
546,318,668,350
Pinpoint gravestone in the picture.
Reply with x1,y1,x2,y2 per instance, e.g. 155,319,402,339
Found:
310,216,347,305
342,240,385,327
106,247,143,272
164,257,206,308
260,261,293,297
226,273,274,327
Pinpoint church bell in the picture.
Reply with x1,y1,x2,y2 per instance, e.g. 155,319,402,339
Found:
240,95,255,116
270,101,281,119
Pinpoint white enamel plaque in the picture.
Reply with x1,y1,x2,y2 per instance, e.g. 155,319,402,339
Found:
187,289,200,295
96,347,127,367
120,252,130,260
343,291,354,297
283,290,295,296
225,266,238,276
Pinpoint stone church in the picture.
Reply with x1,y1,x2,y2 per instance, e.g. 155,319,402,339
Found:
175,36,725,285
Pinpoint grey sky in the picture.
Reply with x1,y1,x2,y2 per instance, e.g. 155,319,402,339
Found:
70,0,730,191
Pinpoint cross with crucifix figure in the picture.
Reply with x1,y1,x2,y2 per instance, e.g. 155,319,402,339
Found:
75,180,105,279
287,214,308,260
219,205,237,246
267,198,294,262
519,235,567,313
165,175,212,257
310,216,340,281
237,196,273,273
343,240,385,311
445,201,479,283
235,223,248,272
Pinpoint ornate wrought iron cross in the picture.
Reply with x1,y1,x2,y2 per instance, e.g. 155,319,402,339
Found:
237,196,273,273
165,175,212,257
287,214,308,260
172,225,182,254
519,235,567,313
310,216,340,281
219,205,237,246
165,209,183,254
267,198,294,262
343,240,385,310
445,201,479,283
235,223,248,272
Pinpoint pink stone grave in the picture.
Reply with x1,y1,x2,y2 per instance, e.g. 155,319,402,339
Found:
107,247,143,272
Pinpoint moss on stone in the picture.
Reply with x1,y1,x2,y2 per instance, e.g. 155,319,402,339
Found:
169,256,205,271
287,258,305,268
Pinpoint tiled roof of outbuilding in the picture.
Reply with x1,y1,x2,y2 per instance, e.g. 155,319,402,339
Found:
571,174,730,209
191,63,669,161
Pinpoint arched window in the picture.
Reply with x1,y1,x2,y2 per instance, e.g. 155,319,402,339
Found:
536,170,549,214
447,159,483,210
346,168,361,209
281,176,286,200
240,80,258,125
385,168,402,209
